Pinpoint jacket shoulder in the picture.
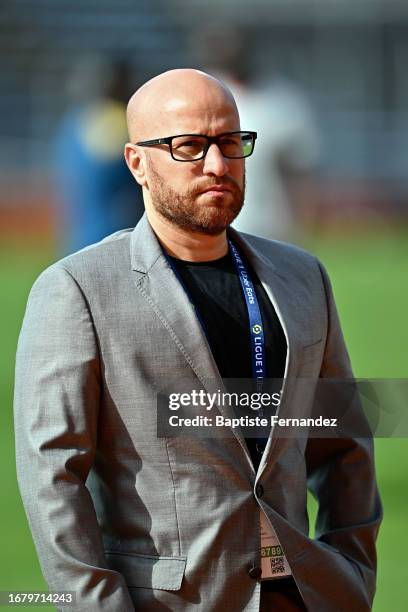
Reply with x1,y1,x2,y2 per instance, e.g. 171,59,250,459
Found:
33,228,134,287
237,230,321,271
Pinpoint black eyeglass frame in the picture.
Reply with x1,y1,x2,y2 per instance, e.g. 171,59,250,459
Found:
134,130,257,161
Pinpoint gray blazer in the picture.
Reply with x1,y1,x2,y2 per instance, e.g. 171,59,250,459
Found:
14,215,382,611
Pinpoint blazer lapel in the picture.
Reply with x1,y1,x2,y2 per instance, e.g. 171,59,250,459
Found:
130,216,253,466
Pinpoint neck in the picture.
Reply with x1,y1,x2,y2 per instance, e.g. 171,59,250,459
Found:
146,208,228,262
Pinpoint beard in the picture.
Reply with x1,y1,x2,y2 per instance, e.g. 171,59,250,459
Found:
146,161,245,236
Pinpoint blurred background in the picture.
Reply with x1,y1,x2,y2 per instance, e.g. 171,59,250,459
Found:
1,0,407,609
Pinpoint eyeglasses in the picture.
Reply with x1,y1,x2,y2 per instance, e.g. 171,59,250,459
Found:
135,131,257,162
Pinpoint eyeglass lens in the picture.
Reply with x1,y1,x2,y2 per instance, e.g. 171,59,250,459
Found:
171,133,254,161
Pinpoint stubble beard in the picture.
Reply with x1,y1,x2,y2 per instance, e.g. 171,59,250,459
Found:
146,162,245,236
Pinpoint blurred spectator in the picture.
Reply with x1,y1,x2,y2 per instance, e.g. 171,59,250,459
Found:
52,56,144,255
195,27,321,241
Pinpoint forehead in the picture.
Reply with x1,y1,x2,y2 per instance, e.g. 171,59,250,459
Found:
154,93,240,137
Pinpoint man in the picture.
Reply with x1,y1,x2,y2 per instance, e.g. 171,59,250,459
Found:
14,69,381,611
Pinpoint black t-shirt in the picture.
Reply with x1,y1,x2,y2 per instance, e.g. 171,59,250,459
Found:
168,245,287,470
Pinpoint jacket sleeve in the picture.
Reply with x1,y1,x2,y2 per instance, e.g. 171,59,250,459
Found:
304,260,383,609
13,265,134,612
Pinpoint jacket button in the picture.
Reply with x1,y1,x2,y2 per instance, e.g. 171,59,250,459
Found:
248,565,262,579
256,484,264,498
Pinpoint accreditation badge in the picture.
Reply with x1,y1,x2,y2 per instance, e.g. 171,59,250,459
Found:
260,510,292,579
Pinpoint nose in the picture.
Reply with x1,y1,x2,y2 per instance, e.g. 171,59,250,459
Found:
202,143,229,176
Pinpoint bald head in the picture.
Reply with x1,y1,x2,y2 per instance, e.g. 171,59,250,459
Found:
126,68,239,142
123,68,246,242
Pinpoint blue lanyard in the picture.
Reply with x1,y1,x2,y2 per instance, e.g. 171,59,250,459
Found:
228,240,266,386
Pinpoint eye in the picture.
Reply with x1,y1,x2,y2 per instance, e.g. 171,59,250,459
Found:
220,136,240,146
171,136,207,160
219,135,242,155
173,137,205,151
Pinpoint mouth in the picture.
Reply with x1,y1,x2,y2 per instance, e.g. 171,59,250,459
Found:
200,185,233,195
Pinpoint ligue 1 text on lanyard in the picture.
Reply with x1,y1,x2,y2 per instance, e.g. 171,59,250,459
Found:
228,240,266,392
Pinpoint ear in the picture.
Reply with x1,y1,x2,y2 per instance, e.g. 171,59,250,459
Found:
124,143,147,187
